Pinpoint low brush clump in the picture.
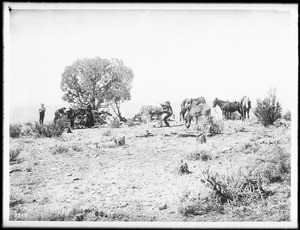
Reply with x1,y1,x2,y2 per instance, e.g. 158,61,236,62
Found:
51,145,69,155
111,117,121,128
179,168,274,218
282,110,291,121
10,124,22,138
32,119,67,137
10,146,23,162
186,150,212,161
196,117,224,136
254,88,282,126
250,145,291,184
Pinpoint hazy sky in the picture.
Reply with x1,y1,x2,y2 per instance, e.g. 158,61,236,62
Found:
5,4,298,111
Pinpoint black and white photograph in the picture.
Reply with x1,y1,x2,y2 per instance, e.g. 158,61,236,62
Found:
3,3,298,228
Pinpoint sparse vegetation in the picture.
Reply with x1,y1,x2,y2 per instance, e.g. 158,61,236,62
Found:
251,145,291,184
196,117,224,136
283,110,291,121
186,150,212,161
111,117,120,128
10,146,23,162
51,145,69,154
32,119,67,137
10,123,22,138
254,88,282,126
71,144,83,152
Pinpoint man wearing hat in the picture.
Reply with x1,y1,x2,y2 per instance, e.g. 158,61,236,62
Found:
38,103,46,124
160,101,173,127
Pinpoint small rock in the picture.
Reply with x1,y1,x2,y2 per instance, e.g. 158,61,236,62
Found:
73,178,80,181
26,168,32,172
221,147,231,152
159,204,168,210
99,211,105,217
95,211,99,216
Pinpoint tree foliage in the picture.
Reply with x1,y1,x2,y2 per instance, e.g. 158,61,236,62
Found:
254,88,282,126
60,57,134,115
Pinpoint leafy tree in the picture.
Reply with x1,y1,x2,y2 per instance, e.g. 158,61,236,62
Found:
254,88,282,126
61,57,134,120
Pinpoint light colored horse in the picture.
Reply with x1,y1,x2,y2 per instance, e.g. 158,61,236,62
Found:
184,103,211,128
239,96,251,121
180,97,206,121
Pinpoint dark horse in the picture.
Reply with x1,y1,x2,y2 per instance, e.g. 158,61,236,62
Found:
65,108,86,129
212,98,240,120
180,97,206,121
185,103,211,128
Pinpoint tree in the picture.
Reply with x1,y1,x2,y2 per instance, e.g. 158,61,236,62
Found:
254,87,282,126
60,57,134,120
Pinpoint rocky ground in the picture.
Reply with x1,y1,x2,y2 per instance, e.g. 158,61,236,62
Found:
8,117,292,225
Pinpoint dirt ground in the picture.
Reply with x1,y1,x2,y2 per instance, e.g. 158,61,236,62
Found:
8,117,292,224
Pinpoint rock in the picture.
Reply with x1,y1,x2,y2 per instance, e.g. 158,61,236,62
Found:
221,147,231,152
114,136,125,146
159,204,168,210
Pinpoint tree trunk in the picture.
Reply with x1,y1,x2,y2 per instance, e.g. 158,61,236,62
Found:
112,100,127,122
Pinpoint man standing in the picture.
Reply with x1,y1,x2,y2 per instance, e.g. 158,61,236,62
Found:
39,103,46,124
161,101,173,127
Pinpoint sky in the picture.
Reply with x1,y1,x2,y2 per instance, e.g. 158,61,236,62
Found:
5,3,298,112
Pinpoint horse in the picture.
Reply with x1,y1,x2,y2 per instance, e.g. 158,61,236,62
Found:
180,97,206,121
65,108,87,129
212,98,241,120
54,107,67,123
212,98,228,118
222,100,241,119
239,96,251,121
184,103,211,129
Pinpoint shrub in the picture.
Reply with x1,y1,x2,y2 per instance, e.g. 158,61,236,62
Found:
10,147,22,162
196,117,224,136
71,144,83,152
178,189,224,216
186,150,212,161
254,88,282,126
111,117,120,128
252,145,290,184
32,118,67,137
52,145,69,154
282,110,291,121
10,124,22,138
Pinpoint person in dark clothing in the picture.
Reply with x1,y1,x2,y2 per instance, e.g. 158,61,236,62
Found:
54,107,66,123
84,105,95,128
161,101,173,127
39,103,46,124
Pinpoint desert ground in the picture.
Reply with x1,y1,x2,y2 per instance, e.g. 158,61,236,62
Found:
9,114,291,223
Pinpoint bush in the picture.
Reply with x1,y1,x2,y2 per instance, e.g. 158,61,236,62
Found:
252,145,291,184
52,145,69,154
32,118,67,137
282,110,291,121
10,147,22,162
110,117,120,128
10,124,22,138
254,88,282,126
186,150,212,161
196,117,224,136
